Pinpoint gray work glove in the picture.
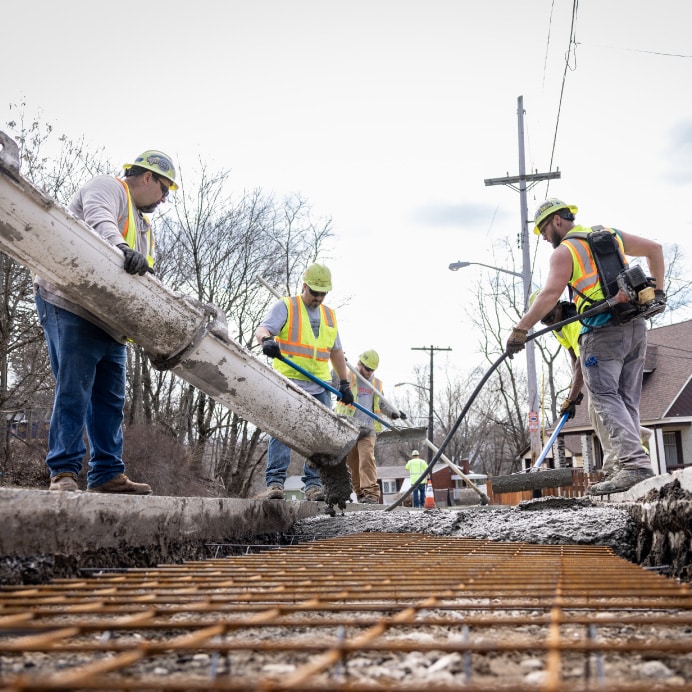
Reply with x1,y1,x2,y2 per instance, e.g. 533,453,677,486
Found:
117,243,152,276
654,289,667,305
261,337,282,359
338,380,354,405
506,327,528,358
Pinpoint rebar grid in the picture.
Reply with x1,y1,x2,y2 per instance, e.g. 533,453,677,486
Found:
0,534,690,691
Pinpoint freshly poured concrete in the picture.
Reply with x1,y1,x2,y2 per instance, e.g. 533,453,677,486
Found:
0,468,690,584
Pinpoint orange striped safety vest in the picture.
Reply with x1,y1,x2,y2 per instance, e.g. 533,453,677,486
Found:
117,179,154,267
561,225,627,313
273,296,338,383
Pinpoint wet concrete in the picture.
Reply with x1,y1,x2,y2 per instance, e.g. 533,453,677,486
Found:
1,468,690,584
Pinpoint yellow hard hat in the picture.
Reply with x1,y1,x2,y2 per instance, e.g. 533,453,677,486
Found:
303,263,332,292
123,150,178,190
533,198,577,235
359,349,380,370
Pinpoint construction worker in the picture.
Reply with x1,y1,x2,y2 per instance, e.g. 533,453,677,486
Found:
255,263,353,501
506,199,665,495
534,295,652,479
35,150,178,494
405,449,427,508
334,350,402,504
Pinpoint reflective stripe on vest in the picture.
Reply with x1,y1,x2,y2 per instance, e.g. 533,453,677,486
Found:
335,372,383,432
561,225,626,313
117,179,154,267
273,296,338,382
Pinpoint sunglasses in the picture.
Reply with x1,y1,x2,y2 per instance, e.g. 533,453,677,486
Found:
307,287,327,298
359,363,373,373
153,175,170,200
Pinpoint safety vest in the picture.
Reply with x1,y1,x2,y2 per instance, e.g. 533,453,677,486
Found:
335,371,384,432
554,320,580,355
273,296,338,383
117,179,155,267
405,457,427,482
561,225,626,314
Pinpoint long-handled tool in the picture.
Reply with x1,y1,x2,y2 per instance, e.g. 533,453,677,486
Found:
385,297,620,511
276,352,394,429
490,412,574,495
422,438,491,505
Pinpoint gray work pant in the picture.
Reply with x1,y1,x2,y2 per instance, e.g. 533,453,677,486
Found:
579,319,651,471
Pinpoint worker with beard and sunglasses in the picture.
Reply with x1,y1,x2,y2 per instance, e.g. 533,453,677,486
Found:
255,263,353,502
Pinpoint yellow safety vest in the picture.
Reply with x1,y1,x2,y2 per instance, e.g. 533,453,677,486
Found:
561,225,626,314
335,372,383,432
273,296,338,383
405,457,427,482
117,179,155,267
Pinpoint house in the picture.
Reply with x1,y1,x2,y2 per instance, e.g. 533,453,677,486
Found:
553,319,692,474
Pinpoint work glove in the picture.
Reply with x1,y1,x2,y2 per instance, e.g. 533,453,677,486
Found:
117,243,152,276
559,391,584,420
505,327,528,358
390,412,400,420
261,337,282,359
390,411,407,421
654,289,667,305
399,411,407,420
338,380,354,405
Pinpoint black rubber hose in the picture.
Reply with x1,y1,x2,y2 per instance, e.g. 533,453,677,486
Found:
384,300,612,511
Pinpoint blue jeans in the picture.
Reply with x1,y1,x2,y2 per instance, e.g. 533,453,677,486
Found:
265,388,331,490
412,483,426,508
35,294,127,488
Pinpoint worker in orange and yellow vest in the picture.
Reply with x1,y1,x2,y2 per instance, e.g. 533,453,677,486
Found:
333,350,403,504
255,263,353,501
35,150,178,495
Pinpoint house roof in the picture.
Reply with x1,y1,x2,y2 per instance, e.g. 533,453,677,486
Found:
561,318,692,432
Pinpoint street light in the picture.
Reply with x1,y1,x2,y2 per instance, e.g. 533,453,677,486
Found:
448,260,522,278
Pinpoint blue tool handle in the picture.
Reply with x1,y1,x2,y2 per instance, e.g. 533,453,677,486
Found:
533,412,570,470
278,354,394,429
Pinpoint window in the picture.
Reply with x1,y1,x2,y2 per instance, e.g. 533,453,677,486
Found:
662,431,684,471
381,480,398,494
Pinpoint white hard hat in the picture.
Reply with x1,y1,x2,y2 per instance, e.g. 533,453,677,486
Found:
411,450,420,456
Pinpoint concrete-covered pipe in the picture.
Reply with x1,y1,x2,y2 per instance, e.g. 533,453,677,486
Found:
0,132,358,464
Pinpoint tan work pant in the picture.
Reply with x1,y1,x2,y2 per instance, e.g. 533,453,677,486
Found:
346,433,379,499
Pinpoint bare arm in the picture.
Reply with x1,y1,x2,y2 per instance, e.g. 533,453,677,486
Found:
619,230,665,289
330,348,349,381
255,326,272,345
567,347,584,401
517,246,573,330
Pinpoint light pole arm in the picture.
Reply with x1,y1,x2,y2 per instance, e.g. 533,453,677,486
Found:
448,261,523,278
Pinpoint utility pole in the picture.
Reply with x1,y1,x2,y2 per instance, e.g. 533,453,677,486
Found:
484,95,561,464
411,345,452,462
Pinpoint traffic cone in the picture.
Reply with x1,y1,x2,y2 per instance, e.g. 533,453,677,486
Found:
424,479,436,509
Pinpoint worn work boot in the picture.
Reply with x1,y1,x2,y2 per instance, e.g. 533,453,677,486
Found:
361,495,380,505
255,485,285,500
304,486,325,501
588,467,654,496
49,472,79,492
87,474,152,495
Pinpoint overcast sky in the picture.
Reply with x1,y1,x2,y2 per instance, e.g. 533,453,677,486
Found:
2,0,692,418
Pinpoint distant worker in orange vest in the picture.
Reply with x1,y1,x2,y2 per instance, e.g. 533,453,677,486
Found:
255,263,353,501
405,450,427,508
334,350,404,504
